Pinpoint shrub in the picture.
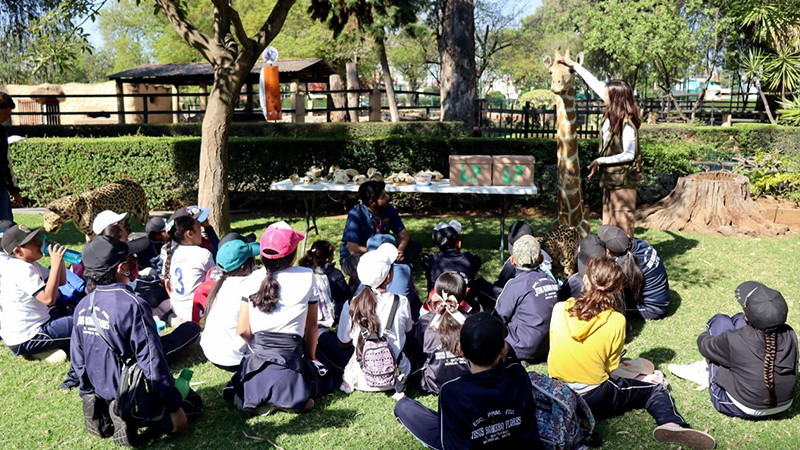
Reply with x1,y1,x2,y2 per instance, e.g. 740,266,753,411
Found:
518,90,558,109
737,148,800,200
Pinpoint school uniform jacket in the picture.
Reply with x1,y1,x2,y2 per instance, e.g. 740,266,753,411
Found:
413,312,470,395
439,362,541,449
629,237,669,312
421,248,482,291
493,268,560,361
698,324,798,410
70,283,182,413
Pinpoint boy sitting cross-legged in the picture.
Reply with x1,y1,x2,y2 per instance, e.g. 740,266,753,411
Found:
394,312,541,448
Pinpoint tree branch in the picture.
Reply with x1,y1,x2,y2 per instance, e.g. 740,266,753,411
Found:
210,0,254,54
155,0,224,64
253,0,298,51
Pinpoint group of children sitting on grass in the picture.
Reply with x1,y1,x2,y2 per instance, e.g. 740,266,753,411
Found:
0,182,796,448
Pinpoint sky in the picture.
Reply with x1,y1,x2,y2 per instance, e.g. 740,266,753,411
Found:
85,0,544,49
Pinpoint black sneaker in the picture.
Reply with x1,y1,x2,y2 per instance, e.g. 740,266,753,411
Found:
109,399,141,447
82,394,112,438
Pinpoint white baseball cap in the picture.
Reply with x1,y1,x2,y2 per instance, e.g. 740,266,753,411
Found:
357,243,398,287
92,210,129,235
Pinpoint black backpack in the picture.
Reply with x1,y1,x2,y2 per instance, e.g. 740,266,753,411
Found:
90,293,160,425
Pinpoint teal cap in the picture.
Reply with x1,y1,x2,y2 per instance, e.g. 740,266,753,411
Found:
216,240,259,272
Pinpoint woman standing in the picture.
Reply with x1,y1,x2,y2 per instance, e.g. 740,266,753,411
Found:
560,57,643,237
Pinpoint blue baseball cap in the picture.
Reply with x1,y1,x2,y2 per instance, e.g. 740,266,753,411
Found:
216,239,259,272
366,233,396,251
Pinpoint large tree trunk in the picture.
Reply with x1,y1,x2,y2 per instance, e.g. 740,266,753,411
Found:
439,0,477,128
346,60,360,122
329,74,347,122
376,36,399,122
637,171,788,237
198,66,243,236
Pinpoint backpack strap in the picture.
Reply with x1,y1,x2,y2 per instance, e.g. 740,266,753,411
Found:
89,291,126,364
382,295,400,340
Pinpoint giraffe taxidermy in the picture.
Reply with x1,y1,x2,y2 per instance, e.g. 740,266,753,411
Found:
543,48,591,237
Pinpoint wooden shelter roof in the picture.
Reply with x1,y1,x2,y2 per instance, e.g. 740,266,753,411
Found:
107,58,336,85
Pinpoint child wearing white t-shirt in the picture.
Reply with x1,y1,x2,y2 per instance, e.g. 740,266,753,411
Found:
0,224,71,359
164,215,215,323
200,237,260,371
337,243,414,395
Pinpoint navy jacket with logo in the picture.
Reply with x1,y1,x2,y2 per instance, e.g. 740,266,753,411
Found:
493,267,560,361
70,283,182,413
629,237,669,312
439,362,541,449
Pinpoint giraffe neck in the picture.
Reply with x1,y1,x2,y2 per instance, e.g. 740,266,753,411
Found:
554,85,586,233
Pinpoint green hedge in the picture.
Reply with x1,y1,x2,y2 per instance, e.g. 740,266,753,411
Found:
10,134,700,211
640,124,800,156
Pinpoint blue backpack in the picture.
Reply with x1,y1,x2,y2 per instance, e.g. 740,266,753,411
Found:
529,371,596,450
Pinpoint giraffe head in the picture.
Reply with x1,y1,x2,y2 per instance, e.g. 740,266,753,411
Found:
543,48,584,95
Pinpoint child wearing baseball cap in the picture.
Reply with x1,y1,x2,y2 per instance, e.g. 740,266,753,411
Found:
0,224,72,363
395,312,540,448
336,242,414,394
229,221,326,414
200,236,260,371
677,281,797,419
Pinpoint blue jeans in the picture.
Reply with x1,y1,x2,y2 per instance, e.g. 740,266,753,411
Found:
0,187,12,221
705,313,755,419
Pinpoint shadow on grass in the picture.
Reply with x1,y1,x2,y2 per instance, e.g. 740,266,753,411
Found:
638,347,677,368
626,291,683,343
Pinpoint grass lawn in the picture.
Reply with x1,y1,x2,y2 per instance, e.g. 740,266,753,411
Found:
2,212,799,449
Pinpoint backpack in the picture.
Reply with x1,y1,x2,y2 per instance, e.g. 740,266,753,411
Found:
528,371,596,450
192,267,221,323
89,293,159,426
358,295,400,389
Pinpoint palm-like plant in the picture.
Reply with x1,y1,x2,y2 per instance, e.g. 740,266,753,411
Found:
732,0,800,48
763,37,800,98
777,97,800,126
740,48,777,124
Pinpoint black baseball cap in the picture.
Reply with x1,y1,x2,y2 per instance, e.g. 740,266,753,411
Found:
460,312,507,365
735,281,788,331
146,217,167,235
218,232,257,248
83,235,150,273
597,225,631,254
576,234,607,276
2,224,44,254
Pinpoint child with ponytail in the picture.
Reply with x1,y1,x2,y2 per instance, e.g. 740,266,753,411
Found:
337,242,414,394
693,282,797,419
411,272,470,395
298,240,349,327
230,222,325,414
162,215,215,323
548,257,716,449
200,236,259,371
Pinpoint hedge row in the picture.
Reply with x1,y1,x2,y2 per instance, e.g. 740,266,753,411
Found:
640,124,800,156
10,135,700,211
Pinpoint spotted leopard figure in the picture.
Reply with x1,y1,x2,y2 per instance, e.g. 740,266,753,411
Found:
43,180,149,240
536,224,582,277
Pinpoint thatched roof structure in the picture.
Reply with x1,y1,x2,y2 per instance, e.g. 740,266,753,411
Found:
107,59,336,86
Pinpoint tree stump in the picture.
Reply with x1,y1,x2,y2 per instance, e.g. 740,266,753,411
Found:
636,170,789,237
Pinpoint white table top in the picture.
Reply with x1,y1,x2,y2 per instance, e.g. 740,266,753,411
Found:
269,179,538,195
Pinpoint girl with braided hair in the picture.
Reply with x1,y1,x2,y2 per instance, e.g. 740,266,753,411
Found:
410,272,470,395
548,257,716,449
162,215,214,323
695,281,798,419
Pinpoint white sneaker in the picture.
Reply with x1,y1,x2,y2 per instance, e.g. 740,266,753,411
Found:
31,349,68,364
668,359,709,389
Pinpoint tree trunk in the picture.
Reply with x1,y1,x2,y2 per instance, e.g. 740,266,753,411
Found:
198,67,242,235
756,80,777,125
439,0,477,128
637,171,787,237
329,74,347,122
376,36,399,122
346,60,360,122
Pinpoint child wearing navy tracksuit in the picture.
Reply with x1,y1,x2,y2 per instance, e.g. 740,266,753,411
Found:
395,312,541,449
421,220,485,311
493,235,560,363
71,236,202,445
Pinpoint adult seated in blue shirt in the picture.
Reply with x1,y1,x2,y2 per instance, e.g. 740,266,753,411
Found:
339,181,421,278
597,225,670,320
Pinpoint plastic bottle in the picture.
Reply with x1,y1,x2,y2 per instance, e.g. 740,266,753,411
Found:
40,235,83,265
174,368,193,400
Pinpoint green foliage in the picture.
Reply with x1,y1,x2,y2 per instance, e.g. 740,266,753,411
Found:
518,89,557,109
777,97,800,126
639,140,702,179
640,124,800,156
739,148,800,200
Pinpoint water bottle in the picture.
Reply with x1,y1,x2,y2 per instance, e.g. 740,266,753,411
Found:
155,319,166,335
41,235,83,265
174,368,193,400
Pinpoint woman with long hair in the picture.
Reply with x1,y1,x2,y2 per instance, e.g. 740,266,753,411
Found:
559,56,643,237
548,257,715,449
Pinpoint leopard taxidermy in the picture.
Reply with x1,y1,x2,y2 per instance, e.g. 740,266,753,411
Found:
43,180,149,240
536,224,582,277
